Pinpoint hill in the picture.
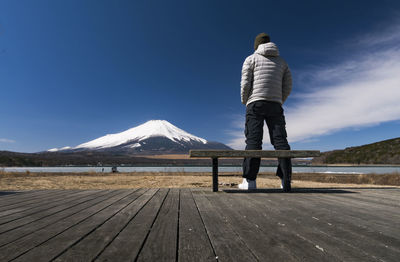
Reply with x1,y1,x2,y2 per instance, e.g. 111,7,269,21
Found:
313,137,400,165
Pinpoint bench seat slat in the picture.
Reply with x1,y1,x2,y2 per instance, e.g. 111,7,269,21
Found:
189,150,320,158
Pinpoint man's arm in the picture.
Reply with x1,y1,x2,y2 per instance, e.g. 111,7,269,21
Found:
241,56,254,105
282,64,292,104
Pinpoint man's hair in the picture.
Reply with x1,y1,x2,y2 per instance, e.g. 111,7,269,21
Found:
254,33,270,50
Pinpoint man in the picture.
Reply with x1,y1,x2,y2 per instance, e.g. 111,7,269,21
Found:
239,33,293,192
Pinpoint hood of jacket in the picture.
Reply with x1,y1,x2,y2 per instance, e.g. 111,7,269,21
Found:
255,42,279,57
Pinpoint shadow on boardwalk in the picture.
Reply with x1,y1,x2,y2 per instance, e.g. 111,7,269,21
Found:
0,191,22,197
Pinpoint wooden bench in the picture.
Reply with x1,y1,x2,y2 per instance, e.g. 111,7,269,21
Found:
189,150,321,192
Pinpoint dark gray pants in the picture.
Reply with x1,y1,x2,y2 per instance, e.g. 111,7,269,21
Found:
243,100,292,181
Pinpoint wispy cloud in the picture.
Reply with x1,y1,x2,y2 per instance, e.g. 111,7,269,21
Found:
350,18,400,48
0,138,15,143
227,22,400,149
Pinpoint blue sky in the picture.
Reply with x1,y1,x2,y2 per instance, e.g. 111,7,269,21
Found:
1,0,400,153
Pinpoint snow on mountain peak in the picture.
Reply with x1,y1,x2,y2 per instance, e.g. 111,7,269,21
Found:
74,120,207,149
47,146,71,152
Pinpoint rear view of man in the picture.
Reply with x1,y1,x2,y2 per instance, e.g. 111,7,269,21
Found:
239,33,293,192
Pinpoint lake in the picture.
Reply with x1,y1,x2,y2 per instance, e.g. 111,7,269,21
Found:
2,166,400,174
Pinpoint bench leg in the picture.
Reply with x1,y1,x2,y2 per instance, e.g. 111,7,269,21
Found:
212,157,218,192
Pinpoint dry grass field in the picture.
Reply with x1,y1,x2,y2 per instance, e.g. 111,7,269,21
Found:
0,171,399,190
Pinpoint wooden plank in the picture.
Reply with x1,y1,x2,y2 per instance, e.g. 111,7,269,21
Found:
0,191,106,234
0,191,72,216
190,149,321,158
0,190,28,199
52,189,158,261
215,191,349,261
278,192,400,261
192,190,258,261
0,190,42,202
12,189,146,262
95,189,169,262
236,190,400,261
328,189,400,209
0,190,48,203
178,189,215,262
0,189,83,216
136,188,180,261
0,190,91,227
355,189,400,208
0,190,81,213
294,192,400,240
322,191,400,217
0,190,67,209
292,190,400,227
0,190,114,247
0,189,135,261
292,192,400,261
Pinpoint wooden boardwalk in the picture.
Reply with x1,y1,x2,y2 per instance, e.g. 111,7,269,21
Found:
0,187,399,261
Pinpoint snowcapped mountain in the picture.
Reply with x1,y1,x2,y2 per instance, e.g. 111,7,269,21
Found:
48,120,231,154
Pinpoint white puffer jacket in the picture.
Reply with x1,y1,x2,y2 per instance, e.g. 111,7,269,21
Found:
241,42,292,106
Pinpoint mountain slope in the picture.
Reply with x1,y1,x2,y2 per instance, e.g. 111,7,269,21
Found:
75,120,207,149
49,120,231,154
313,137,400,165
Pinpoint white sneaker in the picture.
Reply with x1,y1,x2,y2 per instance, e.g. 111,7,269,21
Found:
238,178,257,190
